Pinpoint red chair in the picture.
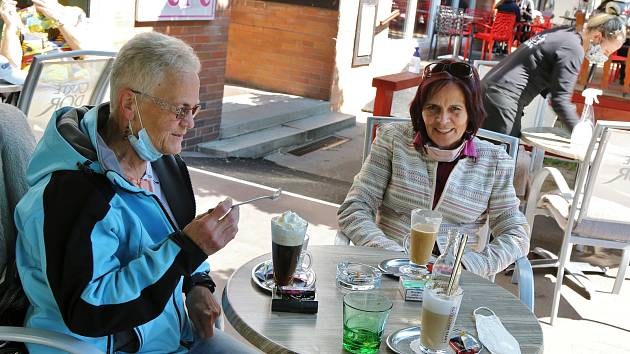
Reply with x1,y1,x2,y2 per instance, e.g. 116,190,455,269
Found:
608,51,627,84
470,12,517,61
462,8,493,59
529,16,552,35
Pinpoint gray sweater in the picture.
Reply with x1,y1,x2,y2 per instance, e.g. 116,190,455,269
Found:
0,103,35,280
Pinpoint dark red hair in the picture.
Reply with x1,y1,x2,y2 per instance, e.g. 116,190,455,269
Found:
409,59,486,146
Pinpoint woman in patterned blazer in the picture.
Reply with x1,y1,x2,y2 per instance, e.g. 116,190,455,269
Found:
338,59,529,279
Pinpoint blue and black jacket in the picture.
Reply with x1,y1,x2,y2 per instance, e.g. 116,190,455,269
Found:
14,103,209,353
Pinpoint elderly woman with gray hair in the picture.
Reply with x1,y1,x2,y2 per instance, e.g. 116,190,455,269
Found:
14,32,257,353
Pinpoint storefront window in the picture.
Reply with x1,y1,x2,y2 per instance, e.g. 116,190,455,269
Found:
388,0,431,39
389,0,471,39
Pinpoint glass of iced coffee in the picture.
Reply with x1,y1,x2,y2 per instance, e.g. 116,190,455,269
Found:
401,209,442,276
271,211,308,287
418,282,464,353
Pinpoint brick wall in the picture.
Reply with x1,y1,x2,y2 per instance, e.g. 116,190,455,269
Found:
226,0,338,100
153,9,230,149
90,0,229,148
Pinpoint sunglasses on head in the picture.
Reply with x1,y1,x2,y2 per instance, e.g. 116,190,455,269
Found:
422,62,474,80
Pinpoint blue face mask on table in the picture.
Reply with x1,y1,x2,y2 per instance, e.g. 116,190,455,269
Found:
128,95,163,162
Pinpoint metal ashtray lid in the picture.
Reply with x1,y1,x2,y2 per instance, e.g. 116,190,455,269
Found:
336,261,382,291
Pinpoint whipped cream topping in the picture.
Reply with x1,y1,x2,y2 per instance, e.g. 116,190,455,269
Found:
271,211,308,246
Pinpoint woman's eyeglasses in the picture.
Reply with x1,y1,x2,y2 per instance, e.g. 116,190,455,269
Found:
131,89,201,121
422,62,474,80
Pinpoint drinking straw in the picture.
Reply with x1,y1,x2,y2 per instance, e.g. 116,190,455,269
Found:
446,232,469,296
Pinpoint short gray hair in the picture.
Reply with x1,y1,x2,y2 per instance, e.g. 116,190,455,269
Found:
110,32,201,110
586,13,628,41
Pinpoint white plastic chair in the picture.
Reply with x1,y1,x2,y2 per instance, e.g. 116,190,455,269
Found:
0,327,104,354
472,59,498,79
525,120,630,324
350,116,534,311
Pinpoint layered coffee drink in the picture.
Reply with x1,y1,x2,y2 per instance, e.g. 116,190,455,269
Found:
271,211,308,287
420,285,463,352
409,223,438,265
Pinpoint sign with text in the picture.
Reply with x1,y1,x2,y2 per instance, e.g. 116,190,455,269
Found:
135,0,216,22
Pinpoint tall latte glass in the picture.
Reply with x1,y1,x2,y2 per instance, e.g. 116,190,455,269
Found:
418,283,464,353
271,211,308,287
401,209,442,276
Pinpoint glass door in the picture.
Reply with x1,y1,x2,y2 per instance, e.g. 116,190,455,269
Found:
388,0,471,40
388,0,433,39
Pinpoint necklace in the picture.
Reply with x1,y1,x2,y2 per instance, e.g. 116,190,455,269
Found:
126,169,154,192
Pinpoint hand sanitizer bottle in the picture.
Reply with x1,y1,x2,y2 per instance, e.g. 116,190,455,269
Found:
408,47,421,74
571,88,602,156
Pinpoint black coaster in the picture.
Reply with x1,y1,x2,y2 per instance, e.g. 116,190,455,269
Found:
271,287,318,314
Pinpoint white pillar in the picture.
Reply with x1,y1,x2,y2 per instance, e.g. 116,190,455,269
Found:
404,0,419,39
426,0,440,41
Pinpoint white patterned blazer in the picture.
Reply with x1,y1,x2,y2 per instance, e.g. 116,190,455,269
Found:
337,122,530,278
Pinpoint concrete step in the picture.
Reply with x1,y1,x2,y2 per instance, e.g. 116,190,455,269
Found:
198,112,356,158
220,95,330,139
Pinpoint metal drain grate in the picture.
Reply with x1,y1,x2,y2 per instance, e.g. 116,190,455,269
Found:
287,136,349,156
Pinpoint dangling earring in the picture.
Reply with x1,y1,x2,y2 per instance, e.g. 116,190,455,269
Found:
465,128,473,140
122,125,132,138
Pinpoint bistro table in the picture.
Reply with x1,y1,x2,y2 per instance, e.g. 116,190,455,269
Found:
521,126,581,161
559,15,576,26
222,245,543,354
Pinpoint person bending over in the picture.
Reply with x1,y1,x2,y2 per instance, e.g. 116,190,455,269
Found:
482,11,626,137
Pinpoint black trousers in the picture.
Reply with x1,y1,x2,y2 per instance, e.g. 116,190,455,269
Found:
482,87,524,137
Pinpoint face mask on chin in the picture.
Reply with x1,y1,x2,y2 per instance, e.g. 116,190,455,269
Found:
424,139,466,162
585,40,609,65
128,94,163,162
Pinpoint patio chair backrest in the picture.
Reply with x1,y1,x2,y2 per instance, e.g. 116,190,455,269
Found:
363,116,518,163
465,8,493,27
473,59,498,79
476,128,519,160
491,12,517,41
466,128,518,257
363,116,410,162
571,122,630,240
17,50,116,140
435,6,464,36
